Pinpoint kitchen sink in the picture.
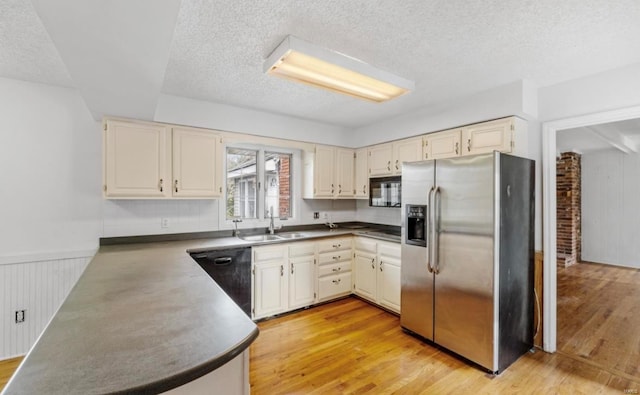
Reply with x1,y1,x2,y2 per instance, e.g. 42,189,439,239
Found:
277,232,306,239
239,234,283,242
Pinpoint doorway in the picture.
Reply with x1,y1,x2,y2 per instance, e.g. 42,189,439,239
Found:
542,106,640,354
554,119,640,378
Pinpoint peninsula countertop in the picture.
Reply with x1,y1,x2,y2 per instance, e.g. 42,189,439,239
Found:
2,227,399,394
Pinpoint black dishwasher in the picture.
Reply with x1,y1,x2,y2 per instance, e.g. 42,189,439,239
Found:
190,247,251,317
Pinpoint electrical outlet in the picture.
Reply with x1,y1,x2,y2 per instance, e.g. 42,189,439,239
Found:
15,310,25,323
313,212,319,219
161,218,170,228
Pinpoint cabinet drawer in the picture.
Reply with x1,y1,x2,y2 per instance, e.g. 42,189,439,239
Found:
289,242,315,258
253,245,286,262
378,242,401,260
318,251,351,265
354,237,377,254
318,261,351,277
317,237,352,253
318,272,351,300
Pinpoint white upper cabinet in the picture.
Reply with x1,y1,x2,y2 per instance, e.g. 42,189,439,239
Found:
461,117,513,156
335,148,355,198
423,128,462,160
368,143,394,177
313,145,336,198
304,145,355,199
103,119,171,198
172,127,222,198
354,147,369,199
368,137,422,177
104,119,222,199
392,137,423,172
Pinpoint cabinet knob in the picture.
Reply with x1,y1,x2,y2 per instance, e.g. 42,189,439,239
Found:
467,139,471,152
332,267,342,272
387,161,391,171
159,178,163,192
332,278,341,284
380,261,384,272
395,159,399,170
280,265,284,277
455,142,459,155
332,256,340,260
174,179,179,193
291,265,294,275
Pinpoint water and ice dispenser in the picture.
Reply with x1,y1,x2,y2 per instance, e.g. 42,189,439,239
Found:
405,204,427,247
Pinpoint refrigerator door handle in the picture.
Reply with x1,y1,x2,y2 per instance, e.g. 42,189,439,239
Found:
433,186,442,274
427,186,435,273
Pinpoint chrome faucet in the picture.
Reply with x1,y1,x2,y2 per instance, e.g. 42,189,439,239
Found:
268,206,282,235
232,218,242,237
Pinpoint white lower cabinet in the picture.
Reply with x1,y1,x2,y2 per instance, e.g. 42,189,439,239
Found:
253,236,400,319
288,242,317,310
353,237,402,313
252,245,288,319
377,242,402,313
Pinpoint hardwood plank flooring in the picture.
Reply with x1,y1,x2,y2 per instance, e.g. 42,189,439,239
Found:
251,297,640,394
0,357,22,392
557,261,640,379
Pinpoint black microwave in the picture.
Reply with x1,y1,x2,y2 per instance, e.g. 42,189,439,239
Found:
369,176,401,207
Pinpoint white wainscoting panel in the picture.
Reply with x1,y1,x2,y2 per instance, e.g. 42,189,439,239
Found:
0,256,92,360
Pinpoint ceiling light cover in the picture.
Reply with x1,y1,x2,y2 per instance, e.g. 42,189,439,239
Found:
264,36,414,103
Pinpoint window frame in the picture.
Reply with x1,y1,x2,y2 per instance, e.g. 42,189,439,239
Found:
222,143,299,228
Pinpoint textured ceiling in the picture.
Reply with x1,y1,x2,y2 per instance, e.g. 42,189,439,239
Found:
0,0,72,87
1,0,640,127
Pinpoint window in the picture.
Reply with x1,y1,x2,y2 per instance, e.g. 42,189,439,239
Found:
226,147,293,221
226,148,257,219
265,151,291,218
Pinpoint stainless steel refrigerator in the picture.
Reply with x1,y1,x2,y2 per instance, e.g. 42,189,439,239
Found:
400,152,534,374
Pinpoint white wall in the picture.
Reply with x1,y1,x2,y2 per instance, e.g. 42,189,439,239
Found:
0,78,102,258
0,78,101,359
154,94,350,146
347,80,533,147
581,149,640,268
539,62,640,122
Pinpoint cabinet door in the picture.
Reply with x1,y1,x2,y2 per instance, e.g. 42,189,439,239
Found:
393,137,423,174
172,128,221,198
368,143,393,177
354,148,369,199
104,120,170,198
314,145,336,198
354,251,377,301
461,118,513,155
253,261,287,319
289,255,316,309
335,148,355,198
424,129,462,160
378,256,401,313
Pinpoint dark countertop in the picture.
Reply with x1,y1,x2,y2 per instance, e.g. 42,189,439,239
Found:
2,227,399,394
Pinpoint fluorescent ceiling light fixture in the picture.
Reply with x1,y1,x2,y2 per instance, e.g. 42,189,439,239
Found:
264,35,414,103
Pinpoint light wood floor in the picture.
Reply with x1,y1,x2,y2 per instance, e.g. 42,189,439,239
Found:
251,297,640,394
0,357,22,392
557,261,640,381
3,288,639,393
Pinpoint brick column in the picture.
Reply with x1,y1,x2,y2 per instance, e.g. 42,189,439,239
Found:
556,152,581,267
